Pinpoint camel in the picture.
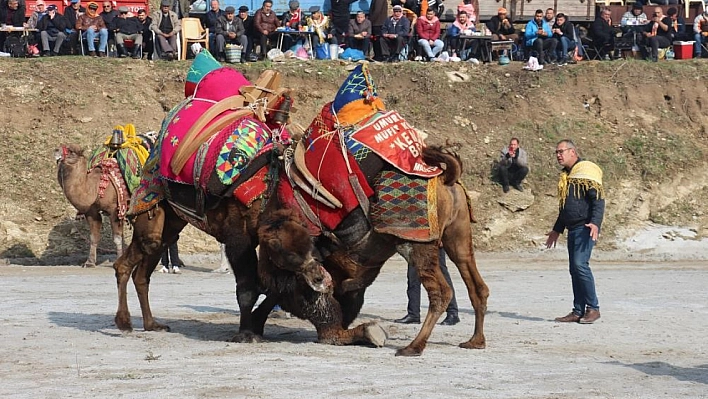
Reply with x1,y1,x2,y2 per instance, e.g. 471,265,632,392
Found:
54,144,127,268
253,209,387,347
260,145,489,356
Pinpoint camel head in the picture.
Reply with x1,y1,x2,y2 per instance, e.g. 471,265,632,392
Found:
54,144,86,166
258,209,333,294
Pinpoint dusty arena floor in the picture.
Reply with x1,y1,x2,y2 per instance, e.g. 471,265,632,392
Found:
1,253,706,398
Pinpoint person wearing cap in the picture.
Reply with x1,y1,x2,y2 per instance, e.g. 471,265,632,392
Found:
486,7,517,42
201,0,223,52
279,0,301,51
63,0,85,54
348,11,371,54
306,6,335,47
415,8,442,61
37,4,68,56
136,8,153,59
328,0,357,43
621,3,647,27
254,0,279,60
237,6,256,60
381,5,410,62
150,0,181,60
27,0,47,29
113,5,143,58
215,5,247,63
76,1,109,56
693,6,708,58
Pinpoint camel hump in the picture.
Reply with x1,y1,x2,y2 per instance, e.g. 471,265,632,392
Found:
422,146,463,186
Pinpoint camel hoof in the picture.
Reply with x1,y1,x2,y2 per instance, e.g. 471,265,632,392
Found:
144,322,171,332
459,337,486,349
114,315,133,332
364,323,387,347
395,346,423,357
230,331,264,343
82,262,96,268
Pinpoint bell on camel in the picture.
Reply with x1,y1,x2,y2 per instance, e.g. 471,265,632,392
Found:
272,94,293,125
109,128,124,149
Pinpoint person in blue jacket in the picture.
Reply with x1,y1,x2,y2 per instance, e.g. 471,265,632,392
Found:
524,8,557,65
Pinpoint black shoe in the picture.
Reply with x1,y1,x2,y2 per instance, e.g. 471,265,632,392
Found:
41,50,50,57
502,185,510,193
50,51,59,57
440,314,460,326
393,315,420,324
513,183,524,192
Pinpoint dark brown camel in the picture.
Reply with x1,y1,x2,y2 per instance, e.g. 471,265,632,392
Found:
269,146,489,356
253,209,387,347
112,165,386,348
54,144,126,268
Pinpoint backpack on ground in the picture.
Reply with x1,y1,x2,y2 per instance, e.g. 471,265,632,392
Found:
3,36,27,58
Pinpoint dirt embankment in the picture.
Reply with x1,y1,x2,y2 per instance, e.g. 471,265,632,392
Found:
1,58,708,263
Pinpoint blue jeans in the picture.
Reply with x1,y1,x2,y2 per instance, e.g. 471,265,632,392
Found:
695,32,706,56
557,36,576,61
86,28,108,52
417,38,444,58
567,225,599,316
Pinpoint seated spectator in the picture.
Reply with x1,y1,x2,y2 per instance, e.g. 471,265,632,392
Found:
667,7,688,41
238,5,256,61
279,0,302,51
552,13,575,66
589,7,616,60
253,0,279,60
280,0,302,30
137,8,153,59
456,0,478,23
0,0,25,50
347,11,371,54
641,7,672,62
215,6,247,63
150,0,181,60
447,10,475,59
201,0,224,51
27,0,47,29
498,137,529,193
486,7,518,42
64,0,85,55
621,3,648,27
694,8,708,58
415,8,443,61
76,2,109,57
100,1,118,28
307,6,336,46
544,7,555,25
380,4,410,62
525,8,557,65
37,5,68,56
113,6,143,58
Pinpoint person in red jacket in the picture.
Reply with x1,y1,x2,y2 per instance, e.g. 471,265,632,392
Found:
415,8,442,60
253,0,279,59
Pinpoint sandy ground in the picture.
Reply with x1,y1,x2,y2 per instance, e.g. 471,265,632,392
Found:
1,252,707,399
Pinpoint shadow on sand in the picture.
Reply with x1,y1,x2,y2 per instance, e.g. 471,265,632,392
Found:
607,361,708,384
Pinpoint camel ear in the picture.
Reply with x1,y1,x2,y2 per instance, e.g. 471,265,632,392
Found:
266,238,282,253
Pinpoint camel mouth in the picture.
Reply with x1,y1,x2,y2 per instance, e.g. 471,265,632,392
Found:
53,148,66,164
303,264,333,294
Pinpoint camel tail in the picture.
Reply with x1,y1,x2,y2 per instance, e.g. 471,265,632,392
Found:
422,144,463,186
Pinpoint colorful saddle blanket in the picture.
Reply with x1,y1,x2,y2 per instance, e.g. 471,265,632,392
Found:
87,125,150,195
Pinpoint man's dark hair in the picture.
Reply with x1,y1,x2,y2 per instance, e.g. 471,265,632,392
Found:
535,9,543,15
667,7,677,16
137,8,146,14
262,0,272,5
511,137,520,145
556,13,566,19
546,8,554,12
458,10,467,16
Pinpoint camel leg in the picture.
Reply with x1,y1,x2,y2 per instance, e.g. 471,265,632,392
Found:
250,294,279,336
229,246,263,343
133,204,186,332
113,209,163,332
442,201,489,350
110,216,124,260
83,209,102,268
396,242,452,357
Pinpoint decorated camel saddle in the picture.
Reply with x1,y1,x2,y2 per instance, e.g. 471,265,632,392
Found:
129,50,298,230
80,123,155,220
279,64,444,242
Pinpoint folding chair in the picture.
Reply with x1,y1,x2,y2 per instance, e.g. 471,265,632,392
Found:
180,17,209,60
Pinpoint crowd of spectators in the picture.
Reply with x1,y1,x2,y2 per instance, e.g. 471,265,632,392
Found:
2,0,707,63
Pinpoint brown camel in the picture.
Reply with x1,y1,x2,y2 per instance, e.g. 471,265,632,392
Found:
54,144,126,268
261,146,489,356
253,209,387,347
113,178,387,348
